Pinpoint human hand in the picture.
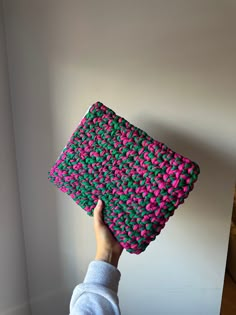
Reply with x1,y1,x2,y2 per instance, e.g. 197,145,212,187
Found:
93,199,123,268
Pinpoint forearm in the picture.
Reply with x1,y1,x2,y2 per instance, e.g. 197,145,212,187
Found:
69,260,121,315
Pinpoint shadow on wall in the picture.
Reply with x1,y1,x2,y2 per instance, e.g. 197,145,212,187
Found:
136,114,235,220
9,33,74,313
29,66,86,313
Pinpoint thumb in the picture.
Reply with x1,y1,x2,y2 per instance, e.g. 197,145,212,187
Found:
94,199,104,227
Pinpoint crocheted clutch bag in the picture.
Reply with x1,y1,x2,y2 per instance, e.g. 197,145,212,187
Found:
48,101,200,254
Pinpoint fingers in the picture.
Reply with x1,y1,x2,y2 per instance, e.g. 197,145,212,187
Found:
94,199,104,226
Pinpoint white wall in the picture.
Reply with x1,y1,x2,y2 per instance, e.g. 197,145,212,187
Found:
0,2,30,315
3,1,236,315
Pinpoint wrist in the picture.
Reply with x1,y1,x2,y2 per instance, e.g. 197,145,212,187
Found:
95,250,120,268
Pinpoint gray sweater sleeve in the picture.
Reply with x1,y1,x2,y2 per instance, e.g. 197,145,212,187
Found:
69,260,121,315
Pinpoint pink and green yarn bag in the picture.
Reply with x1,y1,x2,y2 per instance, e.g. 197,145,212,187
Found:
48,101,200,254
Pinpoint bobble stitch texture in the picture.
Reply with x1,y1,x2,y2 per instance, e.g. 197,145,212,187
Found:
48,101,200,254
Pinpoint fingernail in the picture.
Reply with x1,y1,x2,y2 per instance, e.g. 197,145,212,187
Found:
97,199,102,206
